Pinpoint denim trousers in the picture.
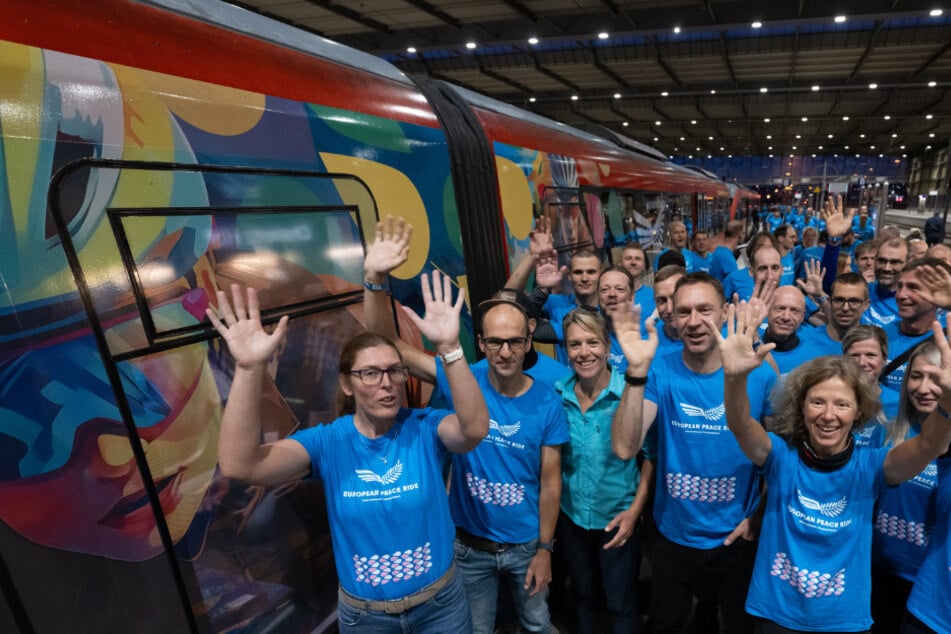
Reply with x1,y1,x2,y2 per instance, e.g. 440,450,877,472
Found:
556,513,640,634
453,538,551,634
336,567,472,633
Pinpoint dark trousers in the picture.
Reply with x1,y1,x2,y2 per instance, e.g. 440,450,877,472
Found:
871,567,913,634
651,532,756,634
557,512,640,634
753,617,868,634
900,611,936,634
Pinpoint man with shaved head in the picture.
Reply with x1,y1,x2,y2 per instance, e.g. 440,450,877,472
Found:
762,286,819,377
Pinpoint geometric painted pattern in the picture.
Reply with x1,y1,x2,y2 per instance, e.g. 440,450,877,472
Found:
770,552,846,598
352,543,433,586
665,472,736,502
875,511,930,548
466,472,525,507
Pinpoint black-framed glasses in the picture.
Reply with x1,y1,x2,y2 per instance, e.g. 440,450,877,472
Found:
482,337,529,351
831,297,866,308
347,366,409,386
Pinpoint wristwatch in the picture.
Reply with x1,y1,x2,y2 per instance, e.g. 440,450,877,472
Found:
537,540,555,552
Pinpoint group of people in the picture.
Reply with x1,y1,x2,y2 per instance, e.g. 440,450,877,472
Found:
205,201,951,634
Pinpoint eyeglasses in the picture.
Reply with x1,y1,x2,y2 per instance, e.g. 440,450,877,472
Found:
347,366,409,386
830,297,866,308
482,337,529,351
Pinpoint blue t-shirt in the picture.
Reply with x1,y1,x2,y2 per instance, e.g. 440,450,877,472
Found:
432,362,569,544
723,268,755,302
645,350,777,549
654,247,694,272
467,354,571,393
745,434,889,631
691,251,713,273
780,251,796,286
905,454,951,632
709,245,739,282
290,408,455,600
770,327,835,378
542,292,580,364
861,282,899,328
652,318,684,353
873,423,939,581
880,386,901,422
883,322,935,392
852,216,875,243
634,284,656,327
557,368,641,530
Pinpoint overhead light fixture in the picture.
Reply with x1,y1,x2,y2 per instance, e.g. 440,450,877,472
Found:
720,147,725,150
655,120,662,125
760,87,768,93
870,145,876,149
845,145,850,149
752,21,763,28
930,9,944,16
598,32,609,39
571,95,579,101
842,115,850,121
930,132,936,137
792,146,797,150
406,46,417,54
764,118,771,123
860,133,866,138
529,97,537,103
696,147,701,151
768,146,773,150
900,145,906,149
711,89,717,94
926,114,934,119
801,117,808,122
654,137,659,141
709,136,714,140
828,134,833,138
883,115,891,120
869,82,878,89
691,120,697,125
623,121,629,127
674,26,681,34
812,85,820,91
928,81,938,87
834,15,847,23
796,134,801,139
818,145,824,150
466,41,477,50
661,91,669,97
766,134,772,139
680,136,685,140
614,93,622,99
528,37,539,45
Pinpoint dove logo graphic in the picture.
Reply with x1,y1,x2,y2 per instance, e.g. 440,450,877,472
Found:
680,402,725,421
356,461,404,485
796,490,848,518
924,464,938,478
489,420,521,437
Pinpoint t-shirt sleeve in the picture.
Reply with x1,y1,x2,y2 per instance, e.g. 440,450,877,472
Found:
542,398,570,446
288,423,329,480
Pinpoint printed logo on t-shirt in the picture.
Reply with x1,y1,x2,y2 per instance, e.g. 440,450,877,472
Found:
343,460,420,501
665,472,736,502
680,402,726,421
466,472,526,507
489,419,521,437
909,463,939,489
787,490,851,532
874,511,930,548
770,552,845,598
352,542,433,586
796,490,847,518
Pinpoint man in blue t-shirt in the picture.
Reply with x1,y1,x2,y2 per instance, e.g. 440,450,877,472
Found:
610,273,778,634
882,259,947,391
773,224,798,286
709,220,743,283
690,229,713,273
763,286,819,377
862,238,908,328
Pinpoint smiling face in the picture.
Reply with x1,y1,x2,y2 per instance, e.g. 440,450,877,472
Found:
875,242,908,291
830,281,870,330
896,269,937,324
565,322,608,382
621,247,646,278
767,286,806,340
846,338,886,381
654,273,683,326
906,355,941,415
692,232,709,256
598,270,633,318
801,377,860,457
673,281,725,357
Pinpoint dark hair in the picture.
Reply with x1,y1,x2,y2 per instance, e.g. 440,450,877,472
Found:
674,272,725,304
621,242,651,272
654,264,686,285
831,272,869,298
902,257,951,275
842,324,888,358
599,266,635,292
335,332,402,416
657,249,687,270
749,239,781,269
570,249,600,267
773,224,795,239
724,220,744,239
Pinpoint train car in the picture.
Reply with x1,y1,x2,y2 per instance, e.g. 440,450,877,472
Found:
0,1,737,632
726,183,762,240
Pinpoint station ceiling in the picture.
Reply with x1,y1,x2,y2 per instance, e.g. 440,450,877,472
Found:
233,0,950,160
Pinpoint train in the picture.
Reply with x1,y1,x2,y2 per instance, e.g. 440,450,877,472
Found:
0,1,758,631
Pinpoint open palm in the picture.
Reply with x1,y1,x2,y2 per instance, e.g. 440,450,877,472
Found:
401,270,464,347
206,285,289,368
365,215,413,277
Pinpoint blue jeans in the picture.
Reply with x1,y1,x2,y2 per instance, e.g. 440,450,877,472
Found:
453,538,551,634
557,513,640,634
337,568,472,633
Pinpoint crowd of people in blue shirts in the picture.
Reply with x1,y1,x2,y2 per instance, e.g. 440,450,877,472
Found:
205,200,951,634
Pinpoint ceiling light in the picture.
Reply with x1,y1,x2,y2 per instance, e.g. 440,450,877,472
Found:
930,132,936,137
869,82,878,89
766,135,772,139
729,154,733,158
528,37,539,45
903,154,907,158
466,41,477,50
927,145,932,150
845,145,850,150
571,95,578,101
818,145,823,150
796,134,801,139
928,81,937,87
406,46,417,54
696,147,701,151
926,114,934,119
752,21,762,28
598,32,609,39
792,146,797,150
691,120,697,125
654,137,659,141
900,145,906,149
834,15,847,23
812,85,820,91
529,97,536,103
801,117,808,122
883,115,891,120
769,154,774,158
623,121,629,127
661,91,669,97
674,26,681,34
707,155,712,159
930,9,944,16
760,87,768,93
655,120,662,125
720,147,725,150
711,89,717,94
764,117,771,123
709,136,714,140
828,134,834,138
768,146,773,150
892,133,898,138
855,154,860,158
680,136,685,141
860,134,866,138
842,115,850,121
870,145,876,149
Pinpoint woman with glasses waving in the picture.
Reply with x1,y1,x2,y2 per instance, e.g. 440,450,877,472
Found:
207,270,488,634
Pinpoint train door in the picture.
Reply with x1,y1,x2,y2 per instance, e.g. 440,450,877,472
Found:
1,159,408,633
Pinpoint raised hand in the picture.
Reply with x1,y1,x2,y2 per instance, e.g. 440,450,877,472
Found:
713,301,774,377
534,251,566,289
612,301,658,375
932,321,951,411
401,270,465,349
821,194,855,238
364,215,413,279
529,215,556,259
795,259,827,299
915,265,951,309
750,277,778,307
206,285,289,369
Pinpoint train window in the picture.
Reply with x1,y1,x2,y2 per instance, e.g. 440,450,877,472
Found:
542,186,594,255
583,188,668,259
